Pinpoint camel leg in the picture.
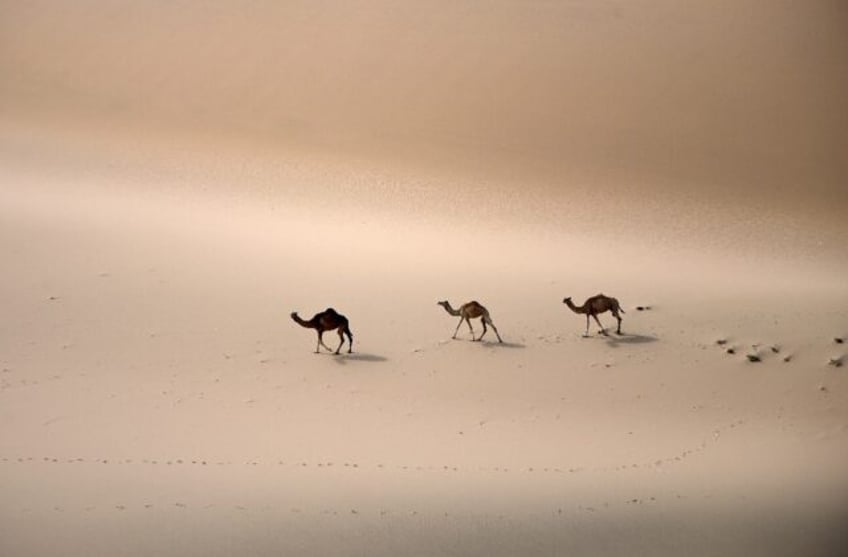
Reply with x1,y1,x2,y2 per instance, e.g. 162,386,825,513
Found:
476,319,488,342
613,312,623,335
592,314,607,336
584,315,591,337
317,331,333,352
488,318,503,343
456,316,475,340
335,329,345,354
452,317,464,339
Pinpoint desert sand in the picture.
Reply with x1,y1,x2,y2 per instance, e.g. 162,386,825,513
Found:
2,2,848,556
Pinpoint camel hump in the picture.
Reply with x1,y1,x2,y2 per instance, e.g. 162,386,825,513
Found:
324,307,338,315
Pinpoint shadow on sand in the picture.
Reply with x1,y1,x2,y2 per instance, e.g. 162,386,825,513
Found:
331,352,388,364
601,333,658,347
484,341,526,349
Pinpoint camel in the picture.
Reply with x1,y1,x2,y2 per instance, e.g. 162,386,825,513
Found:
437,300,503,343
290,308,353,354
563,294,625,336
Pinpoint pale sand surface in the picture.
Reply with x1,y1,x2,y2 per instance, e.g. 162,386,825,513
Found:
2,1,848,556
2,130,847,556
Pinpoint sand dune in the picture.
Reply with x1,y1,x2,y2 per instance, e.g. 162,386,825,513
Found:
2,1,848,556
2,143,847,555
3,1,847,201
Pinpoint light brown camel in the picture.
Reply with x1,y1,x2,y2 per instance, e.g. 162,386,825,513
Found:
437,300,503,343
290,308,353,354
563,294,625,336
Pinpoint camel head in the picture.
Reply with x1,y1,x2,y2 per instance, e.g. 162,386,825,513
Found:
290,311,298,319
563,297,571,304
436,300,463,317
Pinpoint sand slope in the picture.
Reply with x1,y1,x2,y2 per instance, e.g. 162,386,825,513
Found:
2,140,847,555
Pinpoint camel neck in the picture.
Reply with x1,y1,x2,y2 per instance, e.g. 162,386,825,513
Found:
440,303,461,317
292,313,314,327
565,300,585,314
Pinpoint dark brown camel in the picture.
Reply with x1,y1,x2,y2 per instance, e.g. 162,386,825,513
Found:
563,294,625,336
437,300,503,343
290,308,353,354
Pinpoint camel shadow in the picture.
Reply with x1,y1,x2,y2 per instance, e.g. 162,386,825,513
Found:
484,341,526,349
331,352,388,365
601,333,658,348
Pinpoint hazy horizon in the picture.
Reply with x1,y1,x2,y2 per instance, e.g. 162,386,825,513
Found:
2,1,847,198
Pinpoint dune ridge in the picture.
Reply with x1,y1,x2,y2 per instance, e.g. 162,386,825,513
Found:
3,1,847,202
